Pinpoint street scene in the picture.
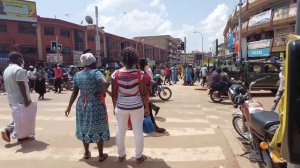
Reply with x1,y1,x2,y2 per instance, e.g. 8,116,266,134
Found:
0,0,300,168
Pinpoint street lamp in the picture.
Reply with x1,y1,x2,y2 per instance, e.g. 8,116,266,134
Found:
238,0,242,63
193,31,204,65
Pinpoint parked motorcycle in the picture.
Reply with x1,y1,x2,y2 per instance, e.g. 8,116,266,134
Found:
208,80,247,103
232,77,286,168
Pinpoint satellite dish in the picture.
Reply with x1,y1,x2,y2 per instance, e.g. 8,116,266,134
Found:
85,16,93,24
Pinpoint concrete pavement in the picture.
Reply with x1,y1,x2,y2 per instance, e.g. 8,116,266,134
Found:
0,81,276,168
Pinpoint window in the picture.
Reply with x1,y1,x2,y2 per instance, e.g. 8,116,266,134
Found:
18,24,36,34
88,36,95,42
74,30,84,51
20,45,37,54
0,44,9,53
62,47,72,55
0,24,7,32
44,27,54,36
60,29,70,38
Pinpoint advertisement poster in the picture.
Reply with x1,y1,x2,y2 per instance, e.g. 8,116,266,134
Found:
0,0,37,22
248,39,271,50
248,10,272,27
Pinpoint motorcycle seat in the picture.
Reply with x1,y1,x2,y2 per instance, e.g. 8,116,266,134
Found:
250,111,280,137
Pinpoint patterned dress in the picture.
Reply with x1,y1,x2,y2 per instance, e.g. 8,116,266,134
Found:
73,69,110,143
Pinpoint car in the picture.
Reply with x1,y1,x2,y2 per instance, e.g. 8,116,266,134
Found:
238,61,280,93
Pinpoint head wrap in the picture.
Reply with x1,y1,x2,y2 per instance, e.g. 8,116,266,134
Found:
80,53,96,66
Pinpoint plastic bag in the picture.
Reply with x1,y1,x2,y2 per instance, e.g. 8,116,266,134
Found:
143,116,155,134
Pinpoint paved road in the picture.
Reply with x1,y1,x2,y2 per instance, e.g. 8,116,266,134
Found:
0,82,275,168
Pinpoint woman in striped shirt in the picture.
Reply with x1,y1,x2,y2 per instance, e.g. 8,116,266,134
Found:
111,47,149,164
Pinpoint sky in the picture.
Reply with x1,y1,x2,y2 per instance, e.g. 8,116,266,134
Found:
33,0,238,52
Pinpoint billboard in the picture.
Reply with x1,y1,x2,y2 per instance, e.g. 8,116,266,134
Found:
0,0,37,22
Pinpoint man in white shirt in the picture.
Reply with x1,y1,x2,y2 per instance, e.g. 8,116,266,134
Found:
1,51,32,143
200,65,208,87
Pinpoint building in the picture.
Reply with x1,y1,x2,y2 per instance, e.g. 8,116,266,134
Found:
218,43,226,57
223,0,296,62
133,35,183,64
179,53,195,65
0,0,169,70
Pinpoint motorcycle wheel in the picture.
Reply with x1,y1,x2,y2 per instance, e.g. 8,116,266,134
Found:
210,90,223,103
261,150,273,168
232,114,249,140
158,87,172,101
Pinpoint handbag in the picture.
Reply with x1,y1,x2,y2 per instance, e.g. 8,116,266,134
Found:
143,116,155,134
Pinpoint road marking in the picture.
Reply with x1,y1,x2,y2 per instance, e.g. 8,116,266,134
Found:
207,115,219,119
0,146,225,162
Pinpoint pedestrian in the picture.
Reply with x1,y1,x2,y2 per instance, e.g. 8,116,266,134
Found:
139,58,165,133
54,64,62,93
185,65,192,86
271,66,284,111
111,47,149,164
1,51,34,143
163,66,171,85
65,52,110,161
27,66,35,92
200,65,208,87
34,62,47,100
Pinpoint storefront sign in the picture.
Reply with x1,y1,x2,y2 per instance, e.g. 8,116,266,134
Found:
273,5,289,21
0,0,37,22
249,10,272,27
248,48,270,57
47,53,63,63
289,3,297,17
248,0,257,4
248,39,271,50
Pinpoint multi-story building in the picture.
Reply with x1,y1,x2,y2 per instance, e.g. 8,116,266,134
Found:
0,0,169,70
223,0,296,62
133,35,183,64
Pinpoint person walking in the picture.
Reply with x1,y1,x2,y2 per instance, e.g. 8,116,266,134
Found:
163,66,171,85
200,65,208,87
271,66,285,111
139,59,165,133
27,66,35,92
34,62,47,100
1,52,33,143
54,64,63,93
111,47,149,164
65,52,110,161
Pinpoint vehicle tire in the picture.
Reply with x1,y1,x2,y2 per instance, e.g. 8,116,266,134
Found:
210,90,223,103
232,114,249,140
261,150,273,168
158,87,172,101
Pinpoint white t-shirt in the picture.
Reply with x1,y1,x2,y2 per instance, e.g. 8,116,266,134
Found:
201,67,208,77
3,64,31,105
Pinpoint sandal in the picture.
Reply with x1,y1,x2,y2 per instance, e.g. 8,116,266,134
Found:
99,153,108,162
83,151,91,160
155,127,166,133
136,155,147,164
118,155,126,162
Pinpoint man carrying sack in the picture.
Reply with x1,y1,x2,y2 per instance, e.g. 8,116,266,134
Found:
1,51,37,143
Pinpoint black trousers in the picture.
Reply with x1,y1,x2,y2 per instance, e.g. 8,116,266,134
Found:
54,78,62,92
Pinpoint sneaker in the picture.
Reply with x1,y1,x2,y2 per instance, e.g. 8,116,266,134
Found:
1,130,10,142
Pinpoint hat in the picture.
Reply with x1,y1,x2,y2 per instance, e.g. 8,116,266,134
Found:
80,53,96,66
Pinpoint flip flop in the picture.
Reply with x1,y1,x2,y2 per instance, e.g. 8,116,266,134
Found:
99,153,108,162
136,155,147,164
83,151,91,160
118,155,126,162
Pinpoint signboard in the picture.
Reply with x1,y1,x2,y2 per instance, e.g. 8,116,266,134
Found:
274,26,295,47
248,48,270,57
289,3,297,17
46,53,63,63
248,39,271,50
248,0,257,4
273,5,290,21
0,0,37,22
248,10,272,27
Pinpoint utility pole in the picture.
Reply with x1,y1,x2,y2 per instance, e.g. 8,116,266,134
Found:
184,36,186,65
238,0,243,63
95,6,101,67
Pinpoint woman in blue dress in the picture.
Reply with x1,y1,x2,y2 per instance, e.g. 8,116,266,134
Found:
65,52,110,161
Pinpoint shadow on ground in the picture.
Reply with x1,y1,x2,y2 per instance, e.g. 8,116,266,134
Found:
5,139,49,153
79,155,172,168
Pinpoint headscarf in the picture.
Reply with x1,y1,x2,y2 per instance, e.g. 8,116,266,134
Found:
80,53,96,66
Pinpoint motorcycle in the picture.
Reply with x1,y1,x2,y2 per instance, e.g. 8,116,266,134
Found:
208,80,247,103
232,77,286,167
151,83,172,101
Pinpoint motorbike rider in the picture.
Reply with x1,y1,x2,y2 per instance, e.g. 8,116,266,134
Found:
209,67,227,94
